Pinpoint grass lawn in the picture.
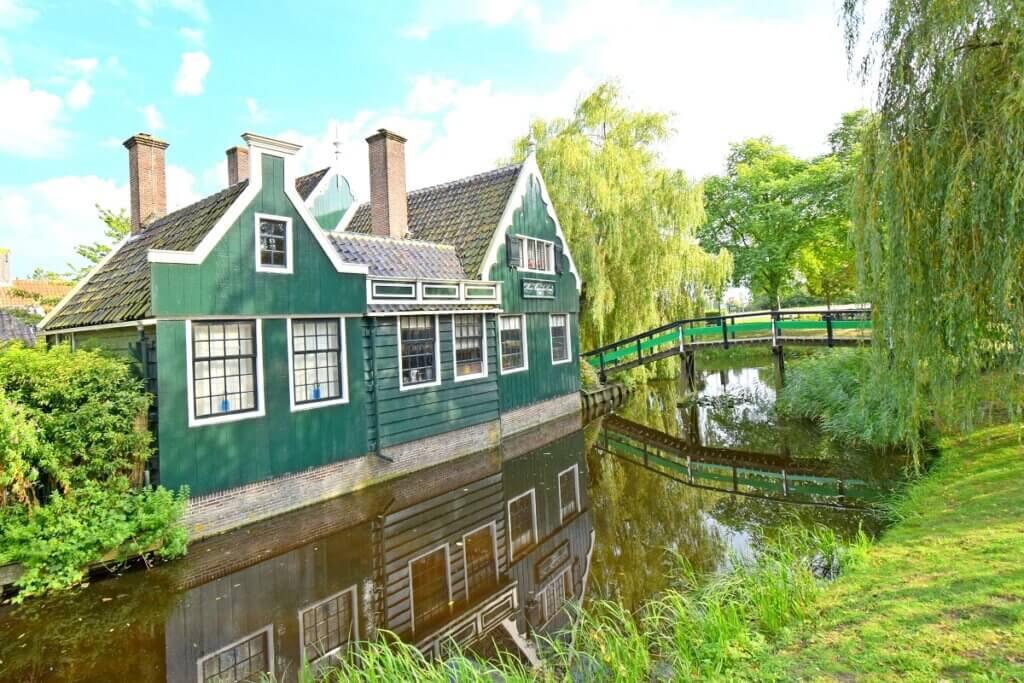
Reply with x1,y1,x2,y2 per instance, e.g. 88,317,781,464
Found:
760,425,1024,681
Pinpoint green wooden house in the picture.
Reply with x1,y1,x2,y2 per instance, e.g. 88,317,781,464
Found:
39,128,582,536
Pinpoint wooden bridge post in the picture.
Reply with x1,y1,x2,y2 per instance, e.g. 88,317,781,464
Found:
599,352,607,385
773,345,786,386
721,316,729,349
682,350,697,395
825,313,834,348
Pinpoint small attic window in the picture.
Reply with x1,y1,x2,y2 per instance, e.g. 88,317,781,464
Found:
255,213,292,273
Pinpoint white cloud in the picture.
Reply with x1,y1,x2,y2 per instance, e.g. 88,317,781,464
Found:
399,24,431,40
105,55,128,78
174,51,210,95
0,163,199,275
400,0,537,38
66,80,94,110
0,78,67,157
133,0,208,23
141,104,164,130
246,97,265,123
0,0,36,29
65,57,99,75
406,75,458,114
179,27,204,45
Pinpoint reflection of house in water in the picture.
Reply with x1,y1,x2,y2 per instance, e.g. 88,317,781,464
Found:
158,429,591,682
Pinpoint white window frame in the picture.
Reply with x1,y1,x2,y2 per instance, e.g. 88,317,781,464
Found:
371,280,417,299
398,314,442,391
517,236,555,275
254,212,293,274
451,314,488,383
185,318,266,428
539,566,574,625
461,521,500,601
507,488,538,563
286,317,350,412
196,624,274,683
498,314,529,375
408,543,452,635
549,313,571,365
557,464,581,523
421,283,460,300
297,585,359,668
463,283,498,300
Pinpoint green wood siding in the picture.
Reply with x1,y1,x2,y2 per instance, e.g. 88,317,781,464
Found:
151,155,366,318
370,315,500,449
487,175,581,412
311,172,354,231
156,317,370,497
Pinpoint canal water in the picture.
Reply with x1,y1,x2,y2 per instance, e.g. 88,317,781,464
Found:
0,352,907,681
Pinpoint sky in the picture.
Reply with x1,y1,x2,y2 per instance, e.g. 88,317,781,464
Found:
0,0,870,277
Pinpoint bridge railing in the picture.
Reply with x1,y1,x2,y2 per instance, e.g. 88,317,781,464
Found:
583,307,872,378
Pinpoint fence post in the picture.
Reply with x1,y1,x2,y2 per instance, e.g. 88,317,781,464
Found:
771,311,779,347
636,338,643,364
721,316,729,349
825,313,834,348
599,353,607,385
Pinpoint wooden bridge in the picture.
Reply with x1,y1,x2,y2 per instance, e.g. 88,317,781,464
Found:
594,414,884,510
583,307,872,381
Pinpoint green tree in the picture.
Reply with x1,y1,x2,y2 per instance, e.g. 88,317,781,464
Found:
505,83,732,351
67,205,130,282
841,1,1024,443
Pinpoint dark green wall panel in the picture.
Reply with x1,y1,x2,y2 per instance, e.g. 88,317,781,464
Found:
370,315,500,449
156,317,370,497
497,313,579,412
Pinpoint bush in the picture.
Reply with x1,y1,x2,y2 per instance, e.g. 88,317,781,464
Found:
580,359,601,390
776,348,916,451
0,343,187,600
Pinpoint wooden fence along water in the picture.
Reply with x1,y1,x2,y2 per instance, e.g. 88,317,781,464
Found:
582,307,872,382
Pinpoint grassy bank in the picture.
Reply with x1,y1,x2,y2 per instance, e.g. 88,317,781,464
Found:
760,424,1024,681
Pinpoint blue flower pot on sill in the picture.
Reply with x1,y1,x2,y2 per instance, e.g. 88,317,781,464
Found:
312,386,322,400
220,398,231,413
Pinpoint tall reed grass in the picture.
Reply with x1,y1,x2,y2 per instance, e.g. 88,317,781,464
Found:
273,526,866,682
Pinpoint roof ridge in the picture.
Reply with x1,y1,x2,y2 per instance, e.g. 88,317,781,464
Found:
329,231,457,251
349,162,523,210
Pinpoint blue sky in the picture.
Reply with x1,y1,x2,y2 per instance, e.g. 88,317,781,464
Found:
0,0,867,276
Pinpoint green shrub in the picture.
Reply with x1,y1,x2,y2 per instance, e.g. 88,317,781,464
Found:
0,387,46,506
580,359,601,390
776,347,916,451
0,343,151,492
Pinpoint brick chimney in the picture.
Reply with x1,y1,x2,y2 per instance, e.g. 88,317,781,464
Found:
226,145,249,185
123,133,169,235
366,129,408,239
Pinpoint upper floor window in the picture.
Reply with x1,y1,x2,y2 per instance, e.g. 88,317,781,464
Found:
550,314,570,364
558,465,580,522
400,315,439,389
191,320,259,421
508,489,537,561
518,236,554,273
463,524,498,601
499,315,527,373
410,545,451,633
453,314,485,380
256,214,292,273
290,318,345,409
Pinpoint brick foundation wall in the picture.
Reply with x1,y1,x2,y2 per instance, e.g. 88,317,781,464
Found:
500,392,581,437
184,419,500,540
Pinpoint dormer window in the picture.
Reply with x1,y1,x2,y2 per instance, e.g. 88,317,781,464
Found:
517,236,554,274
255,213,292,273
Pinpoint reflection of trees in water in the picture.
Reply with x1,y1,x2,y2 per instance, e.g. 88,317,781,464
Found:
584,439,726,613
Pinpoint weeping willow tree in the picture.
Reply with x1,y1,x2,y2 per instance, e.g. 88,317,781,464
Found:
506,83,733,353
842,1,1024,442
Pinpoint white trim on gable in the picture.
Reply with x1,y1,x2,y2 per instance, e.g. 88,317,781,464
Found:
477,153,582,292
147,134,368,275
39,234,132,331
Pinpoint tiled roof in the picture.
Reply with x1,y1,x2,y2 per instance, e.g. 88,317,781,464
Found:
44,169,333,332
0,310,36,345
367,303,501,315
0,280,72,311
346,163,522,277
329,232,465,279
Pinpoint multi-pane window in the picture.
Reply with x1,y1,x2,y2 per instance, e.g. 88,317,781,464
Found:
192,321,258,418
559,466,579,521
300,589,356,664
198,627,270,683
292,319,342,404
550,314,569,363
400,316,437,387
499,316,526,372
454,314,484,378
410,546,450,632
540,568,573,623
508,490,536,561
464,525,498,601
258,217,288,269
519,236,553,273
